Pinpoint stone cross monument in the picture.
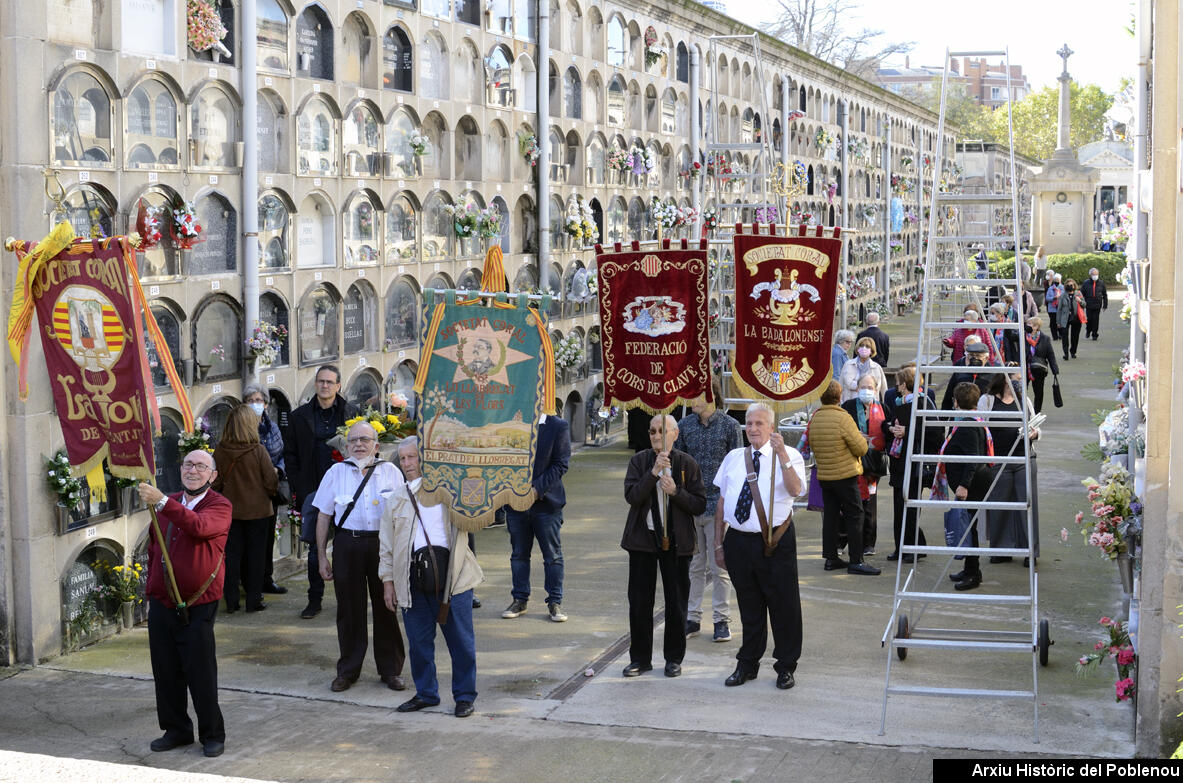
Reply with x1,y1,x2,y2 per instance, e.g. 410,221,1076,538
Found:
1027,43,1099,253
1055,44,1074,154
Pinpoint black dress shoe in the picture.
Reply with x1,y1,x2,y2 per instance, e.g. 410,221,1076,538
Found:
330,675,357,692
397,695,440,712
150,734,193,752
847,562,881,575
776,671,796,690
471,596,482,609
262,582,288,595
454,701,475,718
886,551,900,561
823,557,849,571
725,666,757,686
382,675,407,691
245,602,267,613
954,572,983,591
988,556,1013,564
300,602,321,619
622,662,652,677
902,553,916,564
224,604,239,614
664,661,682,677
202,740,224,758
949,570,968,582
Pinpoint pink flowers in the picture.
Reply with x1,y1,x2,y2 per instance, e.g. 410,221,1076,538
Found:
1060,527,1070,543
1074,511,1084,526
1115,678,1135,702
1078,616,1136,702
1116,647,1136,666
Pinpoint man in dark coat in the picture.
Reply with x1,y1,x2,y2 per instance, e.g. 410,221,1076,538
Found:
621,414,707,678
137,450,233,758
942,382,989,591
856,311,890,367
1080,267,1109,340
284,364,358,619
501,414,572,621
939,339,996,410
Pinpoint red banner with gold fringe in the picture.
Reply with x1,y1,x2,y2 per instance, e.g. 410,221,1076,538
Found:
595,239,712,414
731,224,843,403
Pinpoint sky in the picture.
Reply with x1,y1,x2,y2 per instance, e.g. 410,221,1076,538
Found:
721,0,1137,94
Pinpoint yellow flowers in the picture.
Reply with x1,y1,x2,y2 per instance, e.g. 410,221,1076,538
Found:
345,415,364,427
371,422,386,435
386,414,399,426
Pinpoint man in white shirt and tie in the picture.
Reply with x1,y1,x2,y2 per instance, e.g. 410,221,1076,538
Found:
713,402,806,690
315,421,408,693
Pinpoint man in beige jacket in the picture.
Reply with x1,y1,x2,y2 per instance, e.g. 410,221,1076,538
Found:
380,437,484,718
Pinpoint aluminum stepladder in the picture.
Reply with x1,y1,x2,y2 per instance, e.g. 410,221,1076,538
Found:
700,33,779,413
879,47,1049,743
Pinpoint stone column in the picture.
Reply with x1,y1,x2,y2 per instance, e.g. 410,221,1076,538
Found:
1055,44,1074,154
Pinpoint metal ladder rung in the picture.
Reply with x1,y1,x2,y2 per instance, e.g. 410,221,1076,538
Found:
923,277,1021,287
948,50,1008,58
932,236,1012,244
895,591,1032,605
706,142,764,151
915,365,1020,376
886,685,1032,699
917,321,1022,330
910,408,1026,419
713,202,775,209
935,193,1014,203
907,499,1029,511
908,454,1027,464
900,545,1030,557
887,638,1031,652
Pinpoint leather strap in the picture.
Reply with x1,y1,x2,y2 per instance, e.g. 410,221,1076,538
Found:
406,488,451,626
332,460,380,535
744,447,788,557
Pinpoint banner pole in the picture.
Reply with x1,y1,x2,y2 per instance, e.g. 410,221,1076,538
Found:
146,480,188,622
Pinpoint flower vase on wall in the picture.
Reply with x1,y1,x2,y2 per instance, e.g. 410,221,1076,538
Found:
121,601,135,630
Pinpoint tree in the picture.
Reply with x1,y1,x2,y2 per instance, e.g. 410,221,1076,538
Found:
761,0,914,80
987,81,1113,161
903,81,998,143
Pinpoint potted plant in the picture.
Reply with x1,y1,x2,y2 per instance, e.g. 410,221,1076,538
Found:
96,561,145,629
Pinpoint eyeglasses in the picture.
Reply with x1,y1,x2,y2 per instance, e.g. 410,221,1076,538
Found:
348,436,376,444
181,461,212,472
316,379,339,386
648,428,668,435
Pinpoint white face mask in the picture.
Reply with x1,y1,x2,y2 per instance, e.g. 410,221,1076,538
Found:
857,388,876,404
249,402,265,416
1091,274,1099,281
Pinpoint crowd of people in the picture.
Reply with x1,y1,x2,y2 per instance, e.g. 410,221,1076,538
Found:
137,267,1102,757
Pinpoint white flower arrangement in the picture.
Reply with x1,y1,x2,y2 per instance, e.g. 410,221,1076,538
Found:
651,197,679,231
408,131,430,157
554,334,584,370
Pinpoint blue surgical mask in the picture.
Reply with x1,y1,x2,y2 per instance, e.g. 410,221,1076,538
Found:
249,402,265,416
858,388,876,405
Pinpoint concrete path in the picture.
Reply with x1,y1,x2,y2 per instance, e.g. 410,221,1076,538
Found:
0,304,1139,781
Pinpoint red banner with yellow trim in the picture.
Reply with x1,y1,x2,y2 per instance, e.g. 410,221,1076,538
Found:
731,225,843,403
7,232,189,480
595,239,712,414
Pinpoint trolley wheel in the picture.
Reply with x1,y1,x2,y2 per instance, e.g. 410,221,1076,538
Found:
896,614,910,661
1038,619,1052,666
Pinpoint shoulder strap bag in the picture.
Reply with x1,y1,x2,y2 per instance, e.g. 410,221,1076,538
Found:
744,447,790,557
330,461,380,535
407,489,452,626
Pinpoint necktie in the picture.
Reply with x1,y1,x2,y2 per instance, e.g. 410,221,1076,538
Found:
734,449,760,522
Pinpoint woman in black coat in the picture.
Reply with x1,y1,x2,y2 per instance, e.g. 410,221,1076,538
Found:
1055,280,1085,359
881,367,935,562
1023,316,1059,413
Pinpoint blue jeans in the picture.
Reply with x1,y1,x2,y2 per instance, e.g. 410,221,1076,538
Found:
401,589,476,705
301,495,324,603
506,507,564,604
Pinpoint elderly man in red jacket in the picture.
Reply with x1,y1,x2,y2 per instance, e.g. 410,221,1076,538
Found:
137,449,233,759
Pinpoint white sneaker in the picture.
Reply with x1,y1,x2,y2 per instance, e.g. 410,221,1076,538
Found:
548,603,568,622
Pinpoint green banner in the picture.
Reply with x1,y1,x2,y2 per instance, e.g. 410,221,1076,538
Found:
415,291,546,529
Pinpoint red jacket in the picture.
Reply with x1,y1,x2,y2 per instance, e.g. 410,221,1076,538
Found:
146,490,233,608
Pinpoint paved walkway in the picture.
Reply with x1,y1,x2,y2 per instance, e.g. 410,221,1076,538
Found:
0,304,1140,781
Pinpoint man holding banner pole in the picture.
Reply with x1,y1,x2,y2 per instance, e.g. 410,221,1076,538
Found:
137,451,232,758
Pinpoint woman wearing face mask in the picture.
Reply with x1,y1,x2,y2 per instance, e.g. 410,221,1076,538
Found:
839,337,887,403
1024,317,1059,413
977,370,1040,567
212,404,280,613
243,384,289,595
881,367,933,562
1055,278,1085,359
841,376,887,557
944,306,988,364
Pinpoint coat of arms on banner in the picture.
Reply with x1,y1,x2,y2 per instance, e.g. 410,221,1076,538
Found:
596,240,711,414
732,226,843,403
413,292,549,529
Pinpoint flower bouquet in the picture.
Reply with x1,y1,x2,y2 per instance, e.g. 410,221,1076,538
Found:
187,0,230,57
643,27,664,69
815,127,835,151
702,208,719,232
554,333,584,370
607,145,630,173
680,161,702,180
651,197,679,232
245,321,287,366
178,418,214,455
170,197,203,250
408,131,431,157
477,205,502,238
1077,462,1140,559
1075,616,1136,702
338,406,416,445
95,562,145,605
518,133,540,167
46,450,85,510
134,199,164,249
629,145,655,176
755,205,779,225
444,203,480,238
